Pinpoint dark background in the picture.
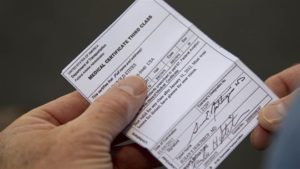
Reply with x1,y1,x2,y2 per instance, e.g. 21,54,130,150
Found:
0,0,299,168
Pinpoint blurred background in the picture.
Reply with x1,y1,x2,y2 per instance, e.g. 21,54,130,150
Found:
0,0,299,168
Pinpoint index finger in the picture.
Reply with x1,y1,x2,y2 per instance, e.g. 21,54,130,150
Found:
266,64,300,97
29,91,89,125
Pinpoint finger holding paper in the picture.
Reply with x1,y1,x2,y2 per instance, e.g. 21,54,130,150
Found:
251,64,300,150
61,0,278,168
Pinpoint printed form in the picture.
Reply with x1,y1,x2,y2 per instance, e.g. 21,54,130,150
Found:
62,0,277,169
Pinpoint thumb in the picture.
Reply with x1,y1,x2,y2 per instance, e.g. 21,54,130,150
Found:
258,91,298,132
74,76,147,144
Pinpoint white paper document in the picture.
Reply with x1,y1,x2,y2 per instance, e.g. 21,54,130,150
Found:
62,1,277,168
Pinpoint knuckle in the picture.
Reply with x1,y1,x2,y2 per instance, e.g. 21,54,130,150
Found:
63,124,109,147
265,74,278,84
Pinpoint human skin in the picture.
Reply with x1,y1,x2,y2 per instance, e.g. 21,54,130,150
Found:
1,65,299,169
250,64,300,150
0,76,160,169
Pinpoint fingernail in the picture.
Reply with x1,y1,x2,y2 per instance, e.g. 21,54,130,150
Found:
117,76,147,97
261,102,287,124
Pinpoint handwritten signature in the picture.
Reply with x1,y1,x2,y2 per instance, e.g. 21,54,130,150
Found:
187,85,236,147
184,109,251,169
183,145,210,169
182,76,248,167
213,109,250,150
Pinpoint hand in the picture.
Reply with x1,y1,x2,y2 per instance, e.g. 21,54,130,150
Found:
0,76,160,169
250,64,300,150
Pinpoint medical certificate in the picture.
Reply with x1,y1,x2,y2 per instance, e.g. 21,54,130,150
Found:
62,1,277,168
